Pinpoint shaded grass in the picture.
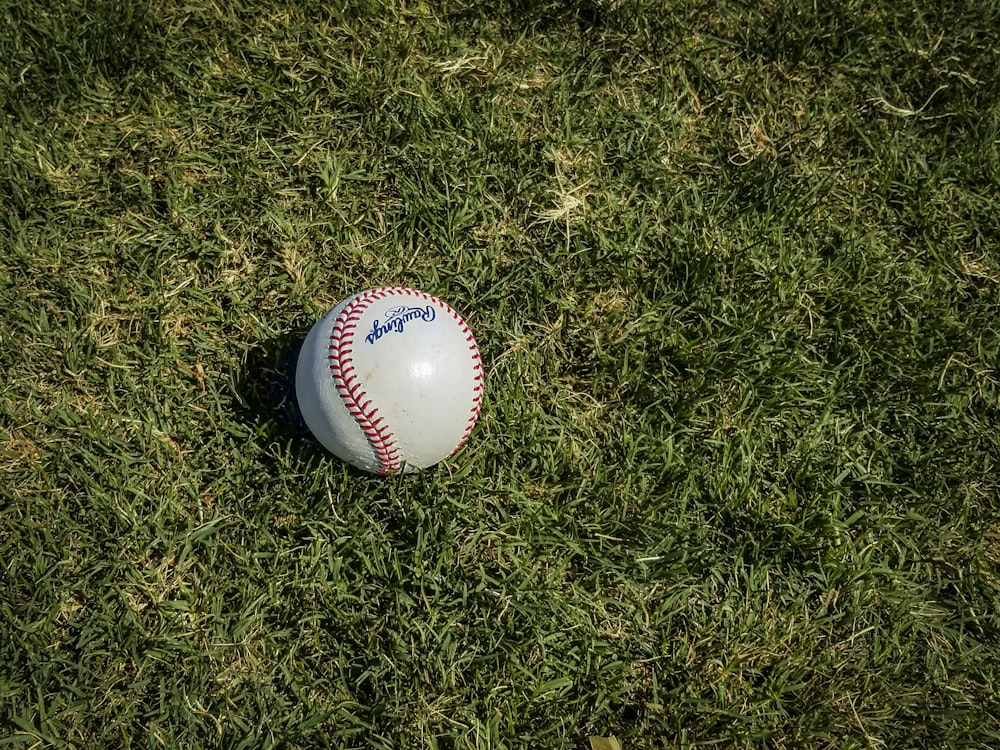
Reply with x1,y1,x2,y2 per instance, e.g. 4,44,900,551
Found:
1,0,999,748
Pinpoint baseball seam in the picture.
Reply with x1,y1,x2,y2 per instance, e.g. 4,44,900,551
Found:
329,287,403,475
327,286,482,475
404,290,485,456
450,316,484,457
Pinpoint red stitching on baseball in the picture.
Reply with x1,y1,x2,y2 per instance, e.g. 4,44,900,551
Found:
329,289,407,475
329,286,483,473
450,328,484,457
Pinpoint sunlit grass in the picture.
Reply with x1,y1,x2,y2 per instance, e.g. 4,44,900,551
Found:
1,1,998,747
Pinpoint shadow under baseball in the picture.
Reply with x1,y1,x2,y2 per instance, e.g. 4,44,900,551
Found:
231,323,313,444
230,319,396,482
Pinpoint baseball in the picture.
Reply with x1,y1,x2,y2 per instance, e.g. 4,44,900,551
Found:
295,286,484,475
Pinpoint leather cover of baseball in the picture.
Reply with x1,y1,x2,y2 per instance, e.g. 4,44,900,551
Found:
295,286,484,475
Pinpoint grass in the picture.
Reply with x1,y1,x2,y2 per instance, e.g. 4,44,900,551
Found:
1,0,999,747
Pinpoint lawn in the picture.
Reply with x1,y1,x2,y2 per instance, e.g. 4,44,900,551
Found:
1,0,999,747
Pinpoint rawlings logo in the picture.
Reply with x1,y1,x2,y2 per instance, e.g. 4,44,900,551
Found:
365,305,436,344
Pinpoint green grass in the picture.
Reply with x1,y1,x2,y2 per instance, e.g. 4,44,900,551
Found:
2,0,999,747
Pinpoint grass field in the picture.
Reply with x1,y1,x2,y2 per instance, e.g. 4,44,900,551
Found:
2,0,999,747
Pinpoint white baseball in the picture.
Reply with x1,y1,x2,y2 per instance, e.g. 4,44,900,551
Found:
295,286,484,475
